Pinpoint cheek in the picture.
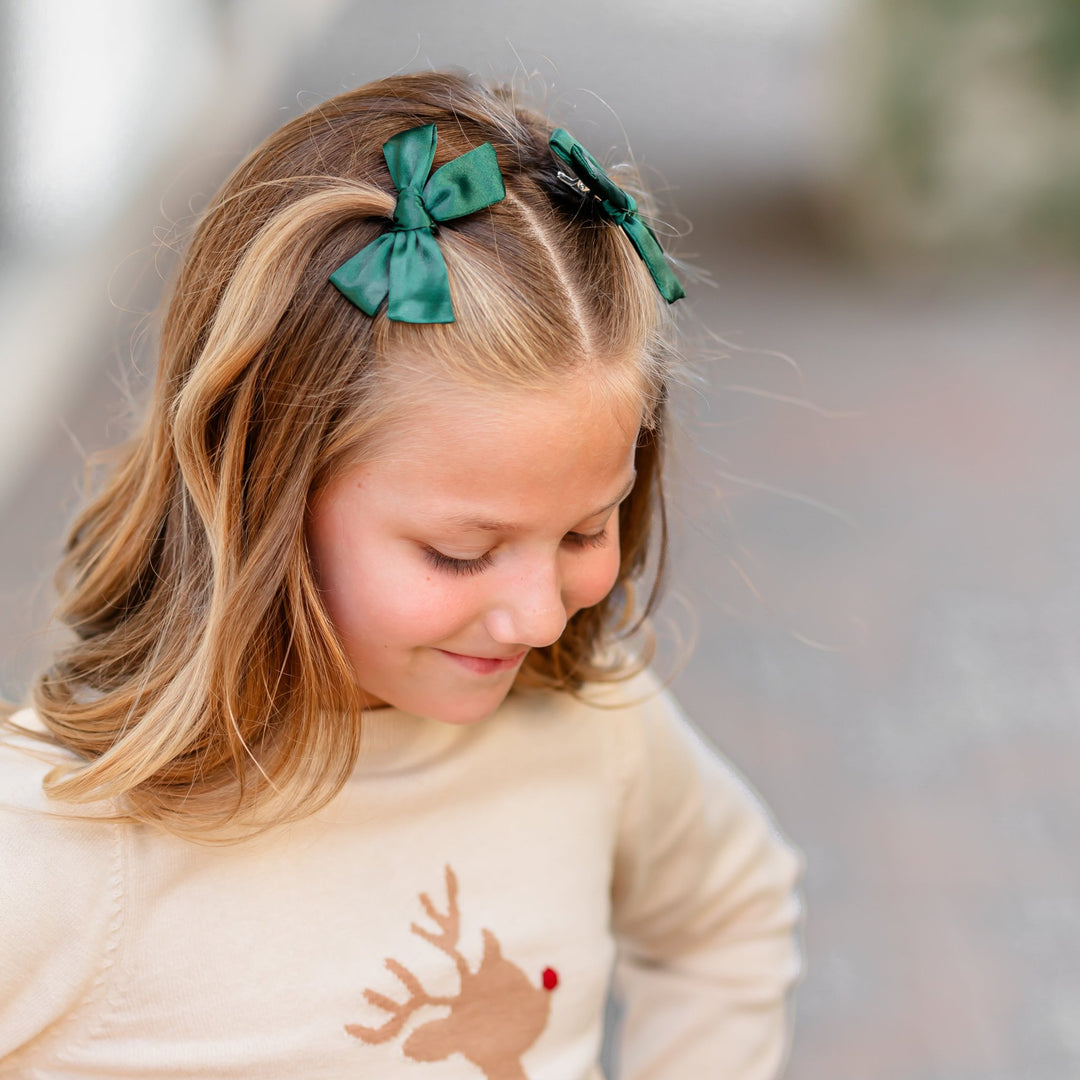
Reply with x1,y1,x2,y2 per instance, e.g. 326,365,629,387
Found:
566,544,623,613
311,529,483,647
323,562,472,645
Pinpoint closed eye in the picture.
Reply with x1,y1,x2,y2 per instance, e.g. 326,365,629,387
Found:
423,548,494,576
424,527,609,576
563,529,609,549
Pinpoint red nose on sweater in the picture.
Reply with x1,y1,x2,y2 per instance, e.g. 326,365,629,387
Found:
542,967,559,991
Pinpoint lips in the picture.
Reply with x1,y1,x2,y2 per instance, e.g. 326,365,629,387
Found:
436,649,527,676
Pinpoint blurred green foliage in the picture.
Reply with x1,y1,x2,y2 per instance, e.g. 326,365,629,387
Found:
1033,1,1080,97
858,0,1080,253
884,0,1080,93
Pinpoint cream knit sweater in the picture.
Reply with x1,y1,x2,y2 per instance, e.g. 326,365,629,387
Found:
0,673,801,1079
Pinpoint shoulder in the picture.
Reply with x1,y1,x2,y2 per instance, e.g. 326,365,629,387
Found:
496,667,677,781
582,673,803,935
571,667,719,798
501,667,732,822
0,708,115,823
1,709,71,805
0,711,124,1056
507,669,785,833
574,667,784,825
0,708,123,887
506,665,673,736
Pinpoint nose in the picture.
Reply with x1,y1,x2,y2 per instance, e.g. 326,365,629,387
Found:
485,560,568,648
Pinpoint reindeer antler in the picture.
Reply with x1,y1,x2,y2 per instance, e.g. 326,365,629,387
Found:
345,958,455,1044
411,864,470,980
346,866,466,1045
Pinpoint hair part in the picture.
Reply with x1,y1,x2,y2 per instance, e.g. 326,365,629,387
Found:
24,70,682,840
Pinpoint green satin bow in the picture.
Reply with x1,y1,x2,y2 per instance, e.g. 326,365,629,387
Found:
549,129,685,304
330,124,506,323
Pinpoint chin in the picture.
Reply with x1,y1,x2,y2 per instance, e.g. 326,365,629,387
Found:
363,677,516,727
355,652,526,726
419,689,514,726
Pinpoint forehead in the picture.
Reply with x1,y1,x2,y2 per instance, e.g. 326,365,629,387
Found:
371,367,643,460
331,374,643,524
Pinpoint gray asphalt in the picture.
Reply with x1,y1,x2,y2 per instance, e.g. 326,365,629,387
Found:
670,248,1080,1080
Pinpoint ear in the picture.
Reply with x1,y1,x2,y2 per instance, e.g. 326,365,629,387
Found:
480,927,504,965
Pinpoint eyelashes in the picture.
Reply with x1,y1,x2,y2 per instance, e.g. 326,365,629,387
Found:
423,549,495,576
564,530,610,551
424,530,609,577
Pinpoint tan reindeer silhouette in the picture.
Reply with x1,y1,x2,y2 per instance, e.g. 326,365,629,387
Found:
346,865,558,1080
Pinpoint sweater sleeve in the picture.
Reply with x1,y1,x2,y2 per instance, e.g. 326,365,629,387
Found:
609,683,803,1080
0,717,122,1061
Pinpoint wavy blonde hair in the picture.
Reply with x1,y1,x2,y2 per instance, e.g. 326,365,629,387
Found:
21,71,680,838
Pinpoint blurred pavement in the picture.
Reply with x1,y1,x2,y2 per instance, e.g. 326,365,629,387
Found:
666,246,1080,1080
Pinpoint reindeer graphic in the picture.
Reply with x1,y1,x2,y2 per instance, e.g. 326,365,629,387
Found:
346,865,558,1080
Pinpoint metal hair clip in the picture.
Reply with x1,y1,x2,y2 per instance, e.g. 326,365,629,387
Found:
549,128,685,303
557,170,592,198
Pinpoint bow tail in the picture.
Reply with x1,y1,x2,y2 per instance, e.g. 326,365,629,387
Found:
386,230,455,324
620,216,686,304
329,233,396,316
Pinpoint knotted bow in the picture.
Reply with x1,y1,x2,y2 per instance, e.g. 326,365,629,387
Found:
330,124,506,323
549,129,685,304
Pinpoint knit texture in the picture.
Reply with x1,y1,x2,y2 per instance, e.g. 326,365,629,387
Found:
0,672,801,1079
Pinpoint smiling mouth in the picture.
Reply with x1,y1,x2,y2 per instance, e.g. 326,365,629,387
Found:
436,649,527,675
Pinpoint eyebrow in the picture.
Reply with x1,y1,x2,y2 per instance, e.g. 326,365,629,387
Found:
444,471,638,533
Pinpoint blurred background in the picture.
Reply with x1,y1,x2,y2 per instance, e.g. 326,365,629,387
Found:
1,1,1078,1077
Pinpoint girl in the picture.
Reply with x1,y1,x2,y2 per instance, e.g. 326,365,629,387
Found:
0,72,801,1079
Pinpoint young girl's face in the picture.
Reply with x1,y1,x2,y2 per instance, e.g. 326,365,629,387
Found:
306,375,642,725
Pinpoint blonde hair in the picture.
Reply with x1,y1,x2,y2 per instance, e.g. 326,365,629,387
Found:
24,71,680,839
